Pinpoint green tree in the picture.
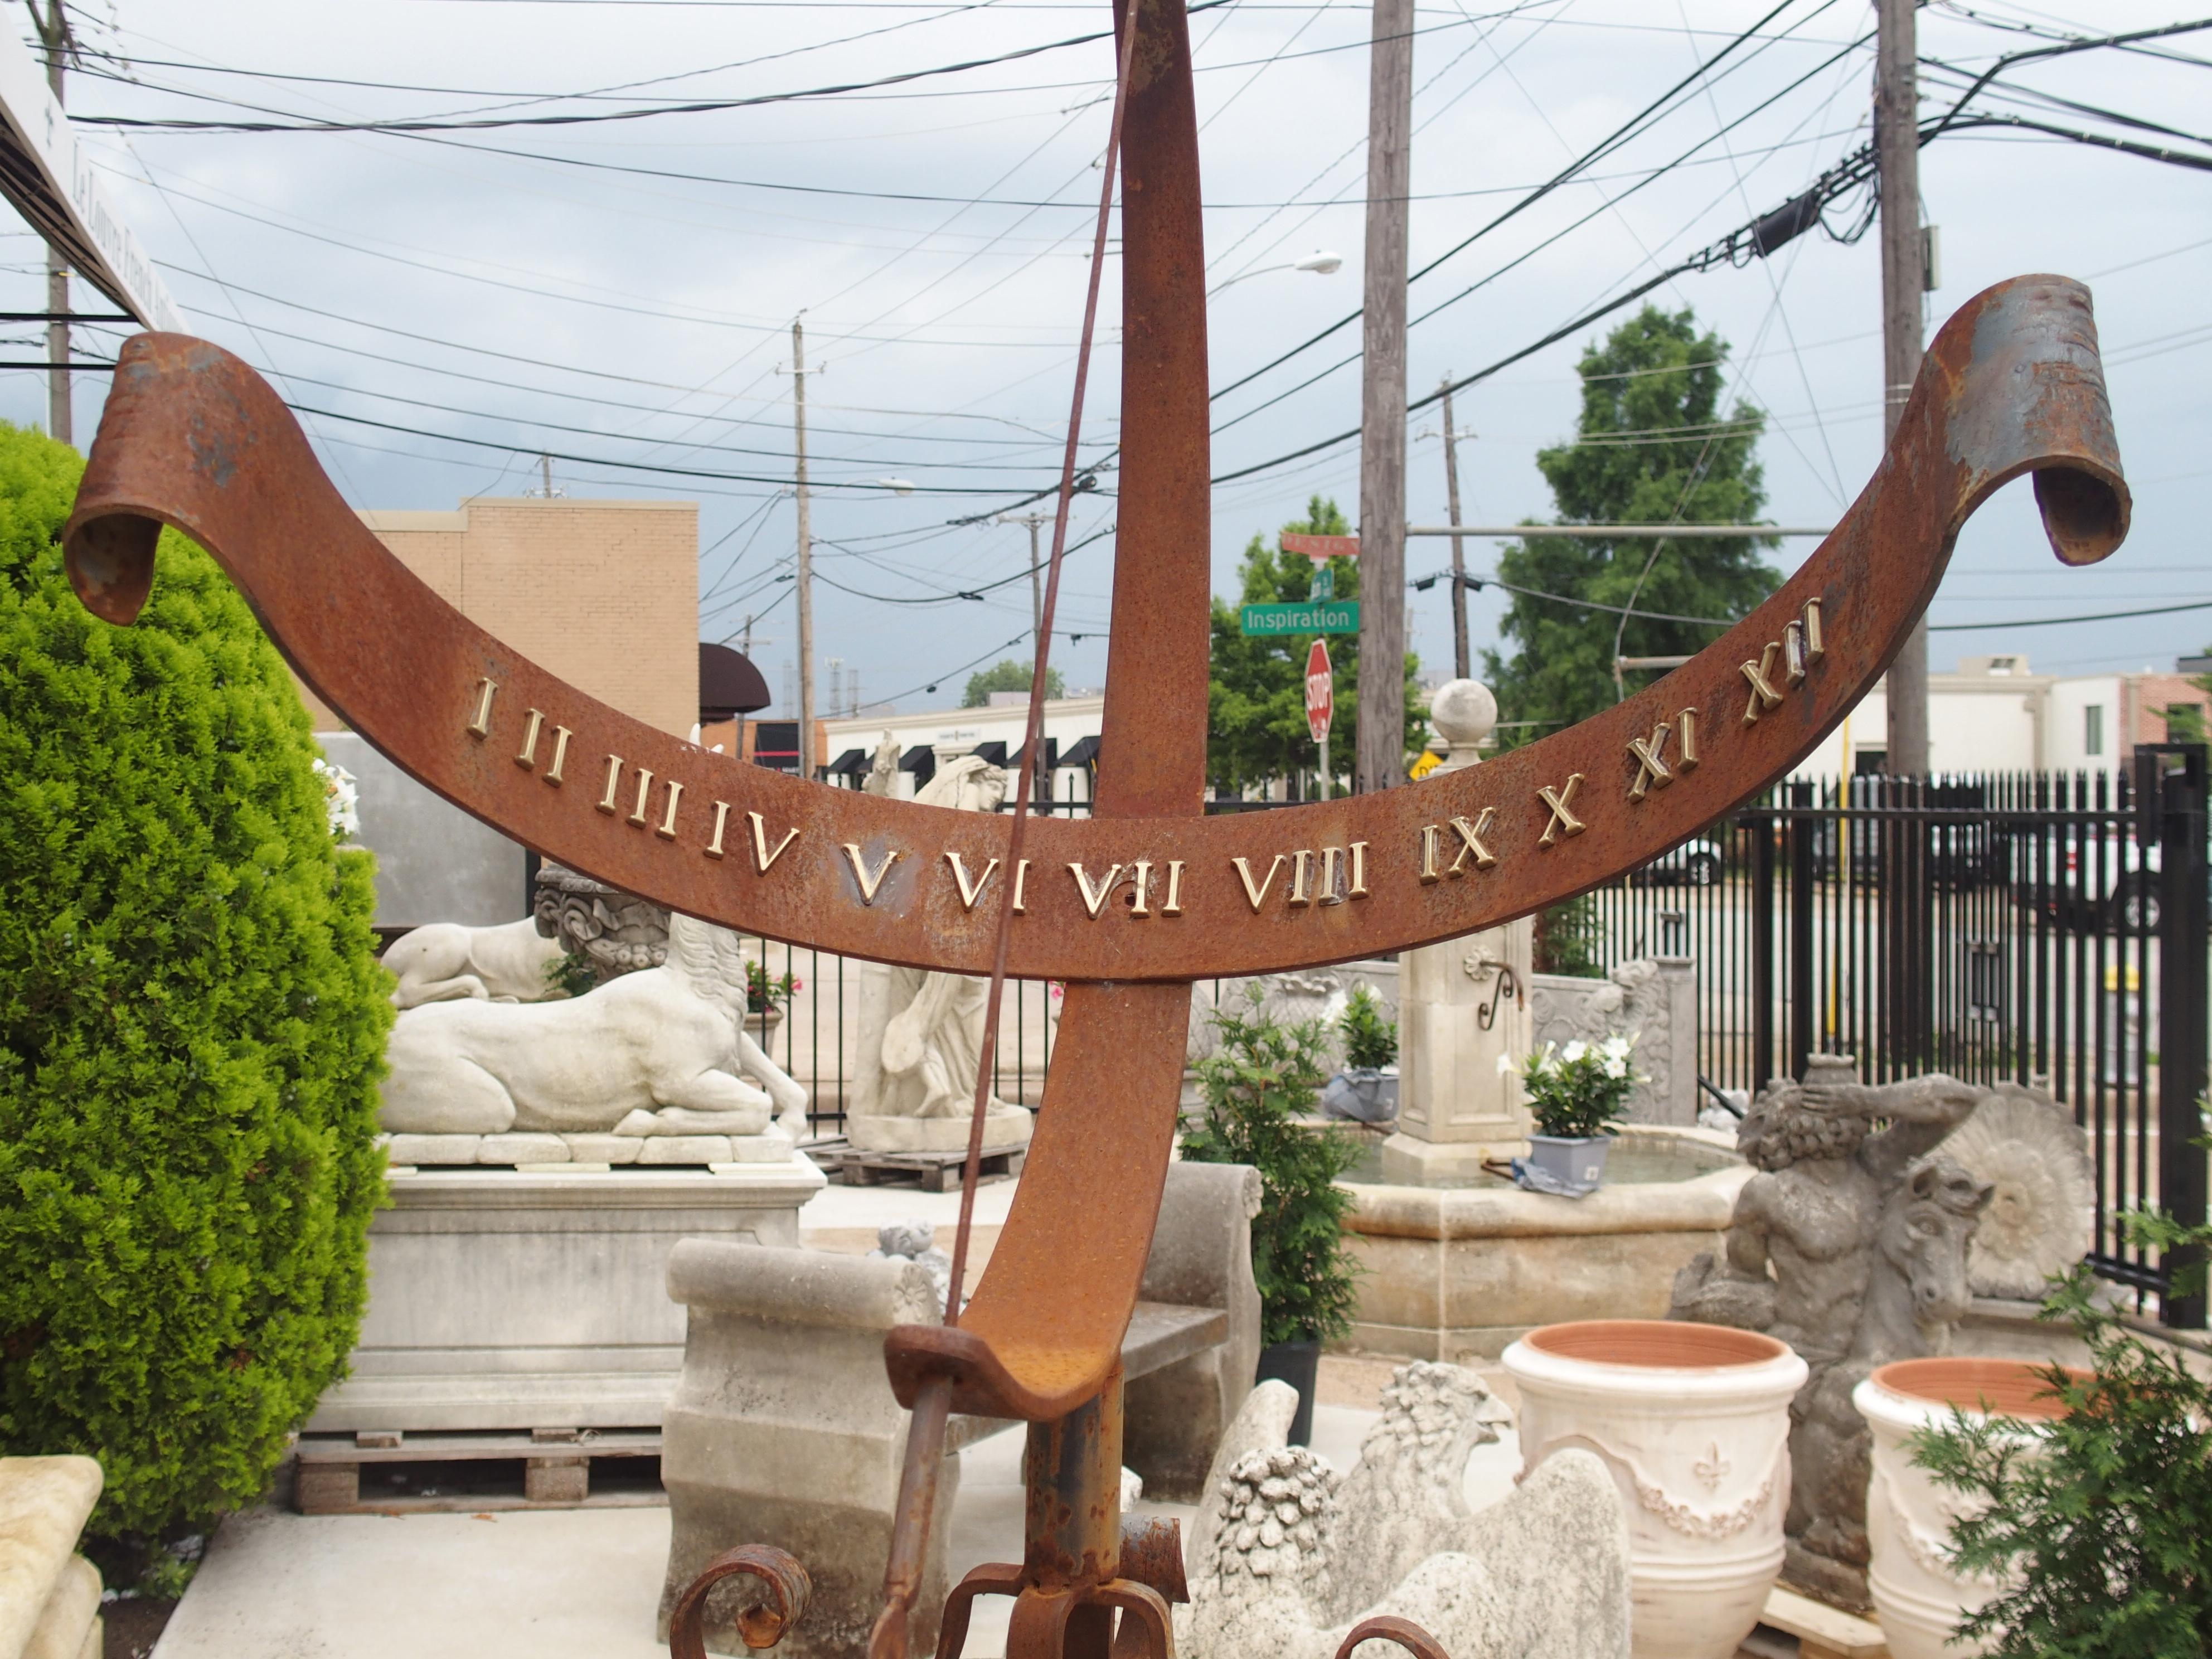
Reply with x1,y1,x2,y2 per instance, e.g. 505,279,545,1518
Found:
962,659,1064,707
1484,305,1781,741
0,424,391,1554
1208,496,1425,794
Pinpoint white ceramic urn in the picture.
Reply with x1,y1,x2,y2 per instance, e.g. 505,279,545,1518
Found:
1503,1318,1807,1659
1853,1356,2074,1659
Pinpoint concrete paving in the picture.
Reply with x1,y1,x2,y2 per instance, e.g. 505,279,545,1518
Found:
153,1401,1405,1659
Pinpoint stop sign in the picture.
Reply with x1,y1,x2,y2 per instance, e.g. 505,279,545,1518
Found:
1304,638,1332,744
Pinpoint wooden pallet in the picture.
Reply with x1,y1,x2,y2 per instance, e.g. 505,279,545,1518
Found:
293,1429,663,1515
823,1144,1025,1192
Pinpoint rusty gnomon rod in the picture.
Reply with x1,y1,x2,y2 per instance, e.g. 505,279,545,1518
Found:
55,0,2130,1652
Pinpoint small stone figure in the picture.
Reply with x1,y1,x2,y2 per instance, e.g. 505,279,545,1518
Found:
867,1219,955,1313
861,731,903,797
1670,1057,1993,1607
380,912,806,1143
847,756,1033,1153
382,917,571,1009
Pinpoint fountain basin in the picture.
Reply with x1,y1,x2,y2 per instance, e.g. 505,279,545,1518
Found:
1340,1126,1750,1360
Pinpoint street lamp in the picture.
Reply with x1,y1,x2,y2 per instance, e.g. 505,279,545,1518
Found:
1205,251,1343,298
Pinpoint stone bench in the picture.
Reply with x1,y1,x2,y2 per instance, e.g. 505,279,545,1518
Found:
0,1457,104,1659
657,1160,1262,1658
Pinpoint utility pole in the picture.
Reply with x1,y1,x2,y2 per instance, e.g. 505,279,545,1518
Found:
789,317,816,782
1355,0,1413,794
998,511,1050,642
541,454,554,498
1878,0,1927,775
31,2,69,447
1437,377,1471,682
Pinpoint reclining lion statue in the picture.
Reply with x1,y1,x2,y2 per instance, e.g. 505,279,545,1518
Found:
380,913,805,1139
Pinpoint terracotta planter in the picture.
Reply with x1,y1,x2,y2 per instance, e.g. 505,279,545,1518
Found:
1503,1319,1807,1659
1853,1357,2078,1659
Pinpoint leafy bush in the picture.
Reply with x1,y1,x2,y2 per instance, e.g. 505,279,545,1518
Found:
1338,983,1397,1070
1533,894,1601,976
0,423,391,1550
1511,1036,1637,1139
1182,990,1360,1345
1909,1209,2212,1658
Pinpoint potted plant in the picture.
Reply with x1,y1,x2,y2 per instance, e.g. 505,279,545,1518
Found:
745,958,799,1040
1502,1319,1807,1659
1894,1206,2212,1658
1182,988,1361,1446
1322,983,1400,1123
1507,1034,1638,1195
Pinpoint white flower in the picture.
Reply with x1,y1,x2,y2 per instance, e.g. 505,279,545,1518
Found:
1603,1057,1627,1080
312,757,360,840
1496,1052,1517,1075
1560,1040,1588,1065
1600,1034,1633,1062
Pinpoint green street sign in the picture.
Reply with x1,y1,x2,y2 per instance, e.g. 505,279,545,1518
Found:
1309,564,1336,601
1239,600,1360,636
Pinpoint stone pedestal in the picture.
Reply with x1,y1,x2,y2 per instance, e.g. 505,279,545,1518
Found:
844,1107,1034,1154
1381,678,1535,1182
1384,919,1535,1180
308,1157,825,1434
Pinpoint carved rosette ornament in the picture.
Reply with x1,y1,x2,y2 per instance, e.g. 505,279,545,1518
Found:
53,0,2133,1646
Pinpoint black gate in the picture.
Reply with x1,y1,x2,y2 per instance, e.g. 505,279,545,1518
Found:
1578,750,2209,1327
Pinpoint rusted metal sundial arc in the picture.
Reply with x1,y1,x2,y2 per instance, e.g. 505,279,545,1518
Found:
59,281,2126,986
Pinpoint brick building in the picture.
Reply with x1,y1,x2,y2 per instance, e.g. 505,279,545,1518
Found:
308,497,701,928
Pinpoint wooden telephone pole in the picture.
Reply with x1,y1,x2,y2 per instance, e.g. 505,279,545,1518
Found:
1878,0,1927,774
30,2,69,447
1355,0,1413,793
790,318,816,782
1437,379,1471,681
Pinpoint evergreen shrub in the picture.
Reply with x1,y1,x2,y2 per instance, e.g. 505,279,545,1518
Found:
1182,989,1360,1345
0,423,391,1549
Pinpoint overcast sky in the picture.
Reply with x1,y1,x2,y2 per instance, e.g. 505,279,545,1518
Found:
13,0,2209,716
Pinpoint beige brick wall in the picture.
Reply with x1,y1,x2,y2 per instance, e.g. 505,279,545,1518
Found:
300,498,700,737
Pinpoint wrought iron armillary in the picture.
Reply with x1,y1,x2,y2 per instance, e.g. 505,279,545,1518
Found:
57,0,2128,1653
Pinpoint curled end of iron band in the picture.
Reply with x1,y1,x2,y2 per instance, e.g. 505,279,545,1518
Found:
2034,461,2129,568
1332,1615,1453,1659
64,510,163,625
668,1544,813,1658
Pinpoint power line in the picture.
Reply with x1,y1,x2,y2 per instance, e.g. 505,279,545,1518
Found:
1929,598,2212,632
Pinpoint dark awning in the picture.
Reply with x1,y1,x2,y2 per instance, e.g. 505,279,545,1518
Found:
826,748,867,777
699,642,773,722
972,741,1010,766
900,746,937,787
1059,735,1101,769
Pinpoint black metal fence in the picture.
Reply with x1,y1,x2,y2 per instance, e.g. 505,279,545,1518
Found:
1573,750,2209,1326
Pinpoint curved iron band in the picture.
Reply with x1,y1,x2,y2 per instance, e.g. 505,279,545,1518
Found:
60,275,2123,986
668,1545,813,1657
1332,1616,1453,1659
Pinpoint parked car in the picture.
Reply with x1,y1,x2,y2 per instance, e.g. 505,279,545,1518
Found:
1639,837,1724,887
2010,832,2164,932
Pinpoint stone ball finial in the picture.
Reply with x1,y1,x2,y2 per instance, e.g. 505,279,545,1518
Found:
1429,679,1497,749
